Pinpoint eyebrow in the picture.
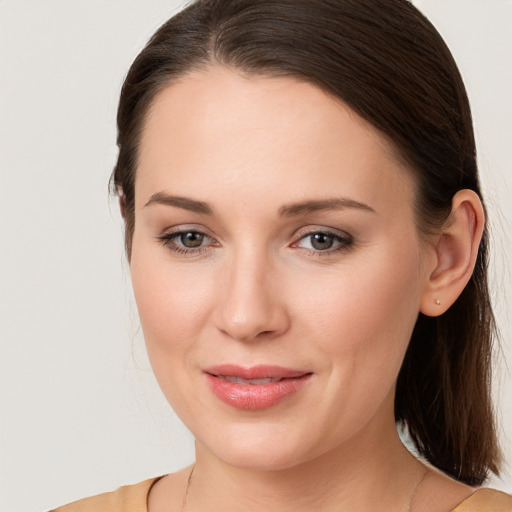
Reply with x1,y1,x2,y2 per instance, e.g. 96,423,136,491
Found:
144,192,213,215
144,192,376,216
278,198,376,216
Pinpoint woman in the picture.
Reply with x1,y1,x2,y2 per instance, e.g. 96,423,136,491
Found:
52,0,512,510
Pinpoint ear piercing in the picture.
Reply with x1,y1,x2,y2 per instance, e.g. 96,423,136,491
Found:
434,299,441,305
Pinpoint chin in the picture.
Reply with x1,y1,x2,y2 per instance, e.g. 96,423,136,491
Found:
211,445,308,472
194,421,327,472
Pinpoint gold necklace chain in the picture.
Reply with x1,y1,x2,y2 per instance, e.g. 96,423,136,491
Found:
180,464,195,512
407,468,428,512
179,464,428,512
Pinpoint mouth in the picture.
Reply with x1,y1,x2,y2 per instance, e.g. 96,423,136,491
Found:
214,375,284,385
203,365,313,410
204,364,310,380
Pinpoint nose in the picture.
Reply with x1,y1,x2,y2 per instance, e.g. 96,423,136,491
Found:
212,249,291,342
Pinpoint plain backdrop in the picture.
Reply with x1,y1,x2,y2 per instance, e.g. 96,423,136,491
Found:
1,1,511,510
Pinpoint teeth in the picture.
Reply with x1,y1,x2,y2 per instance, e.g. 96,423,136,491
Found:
218,376,282,385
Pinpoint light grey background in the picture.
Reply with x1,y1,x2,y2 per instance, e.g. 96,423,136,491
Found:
0,1,510,510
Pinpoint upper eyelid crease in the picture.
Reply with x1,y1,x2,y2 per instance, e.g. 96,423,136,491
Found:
295,225,351,237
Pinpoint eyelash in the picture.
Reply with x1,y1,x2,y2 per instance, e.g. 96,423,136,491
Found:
157,230,216,256
292,229,353,256
157,228,353,257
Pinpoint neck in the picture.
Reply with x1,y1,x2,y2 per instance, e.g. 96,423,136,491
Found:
186,421,426,512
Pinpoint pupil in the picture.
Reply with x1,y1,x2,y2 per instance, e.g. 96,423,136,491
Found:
311,233,334,250
181,232,204,248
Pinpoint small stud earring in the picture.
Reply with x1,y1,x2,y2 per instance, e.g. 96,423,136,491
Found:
434,299,441,305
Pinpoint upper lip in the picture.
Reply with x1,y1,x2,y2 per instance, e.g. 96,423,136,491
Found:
203,364,310,379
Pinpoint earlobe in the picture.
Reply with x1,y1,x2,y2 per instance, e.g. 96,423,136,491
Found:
420,189,485,317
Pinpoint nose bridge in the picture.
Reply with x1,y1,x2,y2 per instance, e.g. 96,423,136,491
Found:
214,242,289,341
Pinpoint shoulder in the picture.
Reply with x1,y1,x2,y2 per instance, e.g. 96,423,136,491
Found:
49,477,164,512
452,488,512,512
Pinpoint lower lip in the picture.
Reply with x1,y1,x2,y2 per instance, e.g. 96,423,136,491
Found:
205,373,312,410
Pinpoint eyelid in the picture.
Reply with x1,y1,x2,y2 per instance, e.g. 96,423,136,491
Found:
156,224,353,256
292,225,352,242
157,225,220,255
159,224,218,240
290,226,354,254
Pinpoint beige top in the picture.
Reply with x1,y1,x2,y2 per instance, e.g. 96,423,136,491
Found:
50,476,512,512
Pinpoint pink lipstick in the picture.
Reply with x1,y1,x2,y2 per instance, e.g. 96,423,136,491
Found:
203,364,313,410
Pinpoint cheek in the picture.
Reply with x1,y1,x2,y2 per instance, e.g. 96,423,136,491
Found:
289,249,423,441
293,244,423,377
129,237,213,359
129,247,217,420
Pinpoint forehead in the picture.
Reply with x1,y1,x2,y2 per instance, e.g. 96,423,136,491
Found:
136,66,415,215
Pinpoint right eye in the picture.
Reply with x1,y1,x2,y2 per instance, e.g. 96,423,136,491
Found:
158,230,216,255
176,231,207,248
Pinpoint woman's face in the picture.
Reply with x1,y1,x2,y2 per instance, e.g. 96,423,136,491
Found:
130,67,433,470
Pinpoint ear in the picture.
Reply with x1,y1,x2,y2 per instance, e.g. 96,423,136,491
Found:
420,189,485,317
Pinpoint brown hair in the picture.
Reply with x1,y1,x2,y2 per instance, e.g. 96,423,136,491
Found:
111,0,500,485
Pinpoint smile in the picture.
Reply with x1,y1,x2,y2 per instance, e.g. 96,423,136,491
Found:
203,365,313,410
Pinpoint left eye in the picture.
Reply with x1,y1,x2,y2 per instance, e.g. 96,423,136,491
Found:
295,231,350,252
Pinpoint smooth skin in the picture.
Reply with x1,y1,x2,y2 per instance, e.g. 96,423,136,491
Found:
129,66,484,511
